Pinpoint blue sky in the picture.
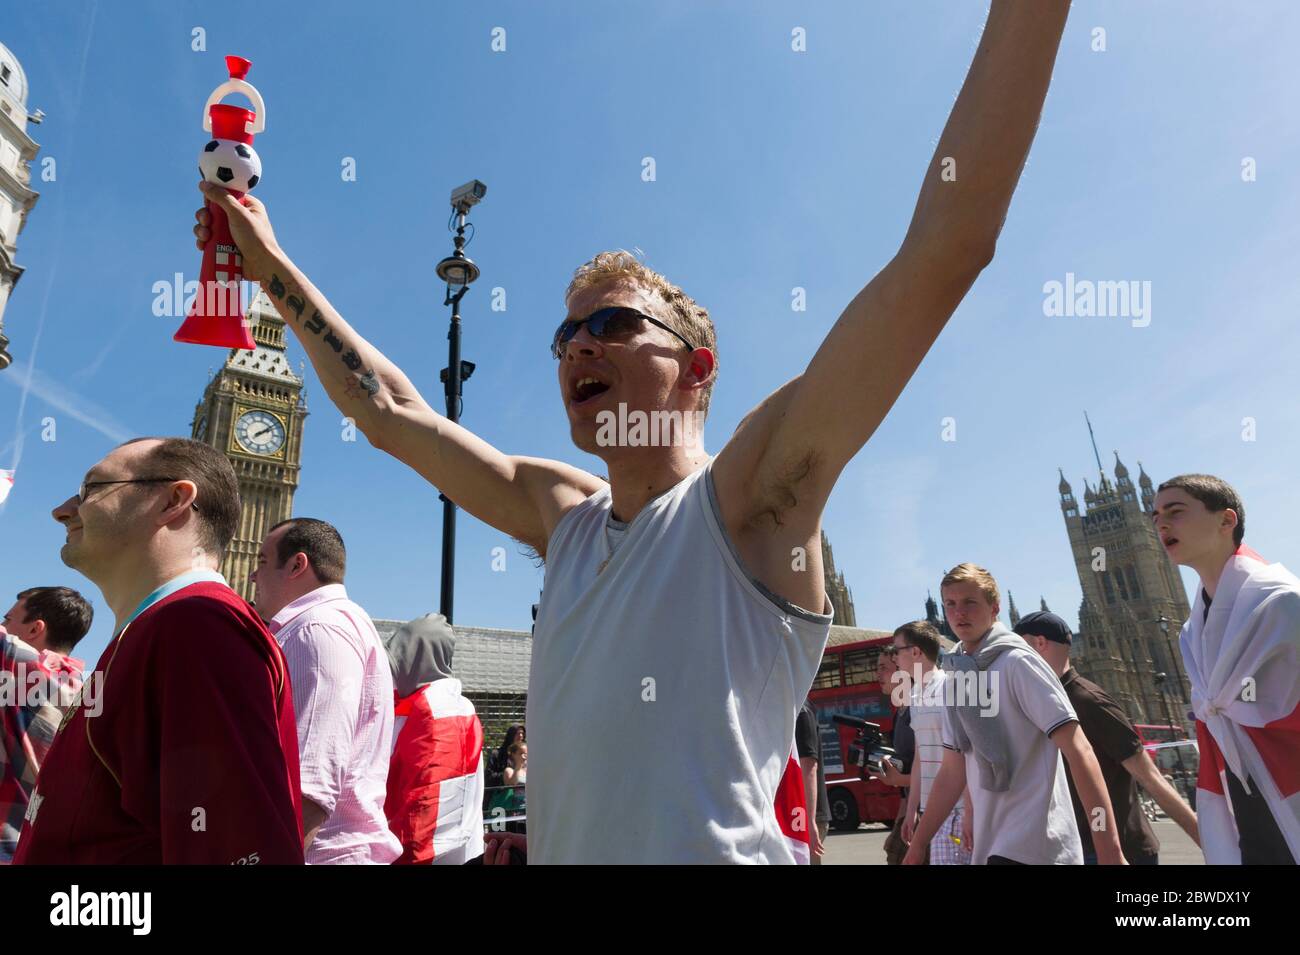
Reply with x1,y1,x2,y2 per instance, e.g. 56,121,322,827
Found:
3,1,1298,667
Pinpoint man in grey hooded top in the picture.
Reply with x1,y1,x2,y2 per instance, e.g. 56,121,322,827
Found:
383,614,486,865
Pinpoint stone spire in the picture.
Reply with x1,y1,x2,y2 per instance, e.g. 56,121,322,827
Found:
925,590,954,639
820,531,856,627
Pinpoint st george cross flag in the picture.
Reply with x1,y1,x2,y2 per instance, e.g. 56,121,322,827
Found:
774,748,813,864
386,677,486,865
0,469,13,505
1181,544,1300,864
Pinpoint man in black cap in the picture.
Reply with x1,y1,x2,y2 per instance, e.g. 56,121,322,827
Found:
1014,611,1199,864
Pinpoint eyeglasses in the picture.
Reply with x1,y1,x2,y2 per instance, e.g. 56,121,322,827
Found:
78,477,201,513
551,307,696,360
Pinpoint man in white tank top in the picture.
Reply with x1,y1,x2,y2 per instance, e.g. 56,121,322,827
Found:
190,2,1074,862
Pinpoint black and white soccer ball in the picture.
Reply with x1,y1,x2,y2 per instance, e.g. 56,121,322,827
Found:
198,138,262,193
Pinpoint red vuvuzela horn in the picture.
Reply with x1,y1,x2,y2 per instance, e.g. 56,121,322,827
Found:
174,55,264,350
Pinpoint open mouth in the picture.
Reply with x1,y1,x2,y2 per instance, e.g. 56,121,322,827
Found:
570,375,612,406
1162,536,1179,548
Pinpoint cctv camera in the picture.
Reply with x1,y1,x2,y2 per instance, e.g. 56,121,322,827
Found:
451,179,487,213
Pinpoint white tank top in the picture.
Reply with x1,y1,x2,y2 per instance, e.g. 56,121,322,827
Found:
527,459,832,863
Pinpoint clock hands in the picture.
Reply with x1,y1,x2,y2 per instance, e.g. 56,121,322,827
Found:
240,417,281,449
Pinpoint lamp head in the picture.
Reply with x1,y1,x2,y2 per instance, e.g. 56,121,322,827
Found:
436,252,480,292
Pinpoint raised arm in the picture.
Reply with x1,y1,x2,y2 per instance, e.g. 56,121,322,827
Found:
194,185,604,553
718,2,1072,534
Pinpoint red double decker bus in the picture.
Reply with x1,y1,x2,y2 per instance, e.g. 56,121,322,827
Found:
808,627,904,831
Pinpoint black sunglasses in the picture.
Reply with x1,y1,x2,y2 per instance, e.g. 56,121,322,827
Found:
551,307,695,359
79,477,201,513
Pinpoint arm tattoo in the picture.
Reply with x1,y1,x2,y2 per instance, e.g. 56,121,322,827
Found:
265,272,379,401
344,369,381,401
284,294,306,323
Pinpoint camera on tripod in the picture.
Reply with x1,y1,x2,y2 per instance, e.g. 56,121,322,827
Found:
832,714,899,778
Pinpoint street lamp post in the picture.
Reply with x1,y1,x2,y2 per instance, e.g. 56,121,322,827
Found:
1116,609,1160,729
1157,614,1188,704
434,180,486,624
1154,671,1192,802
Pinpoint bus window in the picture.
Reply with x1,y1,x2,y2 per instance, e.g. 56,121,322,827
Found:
812,653,842,690
843,649,875,686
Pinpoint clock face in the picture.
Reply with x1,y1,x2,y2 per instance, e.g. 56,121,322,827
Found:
234,410,287,456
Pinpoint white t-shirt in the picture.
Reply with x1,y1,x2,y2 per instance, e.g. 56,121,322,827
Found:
527,461,832,863
909,668,947,812
941,642,1082,865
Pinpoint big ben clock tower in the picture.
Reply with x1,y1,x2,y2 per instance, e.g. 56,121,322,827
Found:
191,289,307,600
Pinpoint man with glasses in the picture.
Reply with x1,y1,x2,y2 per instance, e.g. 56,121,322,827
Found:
893,621,972,865
874,646,915,865
192,2,1074,862
12,438,305,864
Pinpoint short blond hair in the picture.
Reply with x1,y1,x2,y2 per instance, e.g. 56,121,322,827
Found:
565,250,718,416
940,563,1000,608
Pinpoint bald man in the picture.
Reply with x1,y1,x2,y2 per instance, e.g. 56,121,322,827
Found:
14,437,303,865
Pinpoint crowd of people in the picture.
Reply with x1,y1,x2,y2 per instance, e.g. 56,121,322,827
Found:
1,0,1295,865
788,481,1298,868
1,461,1293,866
0,447,492,865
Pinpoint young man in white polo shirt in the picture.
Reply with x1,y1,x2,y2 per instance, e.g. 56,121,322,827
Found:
904,564,1124,865
251,518,401,865
195,3,1076,863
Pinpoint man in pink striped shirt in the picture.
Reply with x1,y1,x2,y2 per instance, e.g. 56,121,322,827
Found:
252,517,400,864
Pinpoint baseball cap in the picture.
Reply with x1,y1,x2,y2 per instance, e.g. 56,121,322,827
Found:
1013,611,1072,645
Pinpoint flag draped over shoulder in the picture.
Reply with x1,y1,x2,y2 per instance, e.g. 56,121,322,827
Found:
1181,545,1300,864
385,677,485,865
775,748,812,864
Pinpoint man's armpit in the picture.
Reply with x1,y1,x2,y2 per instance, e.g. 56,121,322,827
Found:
747,446,825,530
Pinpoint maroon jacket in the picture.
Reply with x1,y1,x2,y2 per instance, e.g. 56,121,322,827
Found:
14,582,304,864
